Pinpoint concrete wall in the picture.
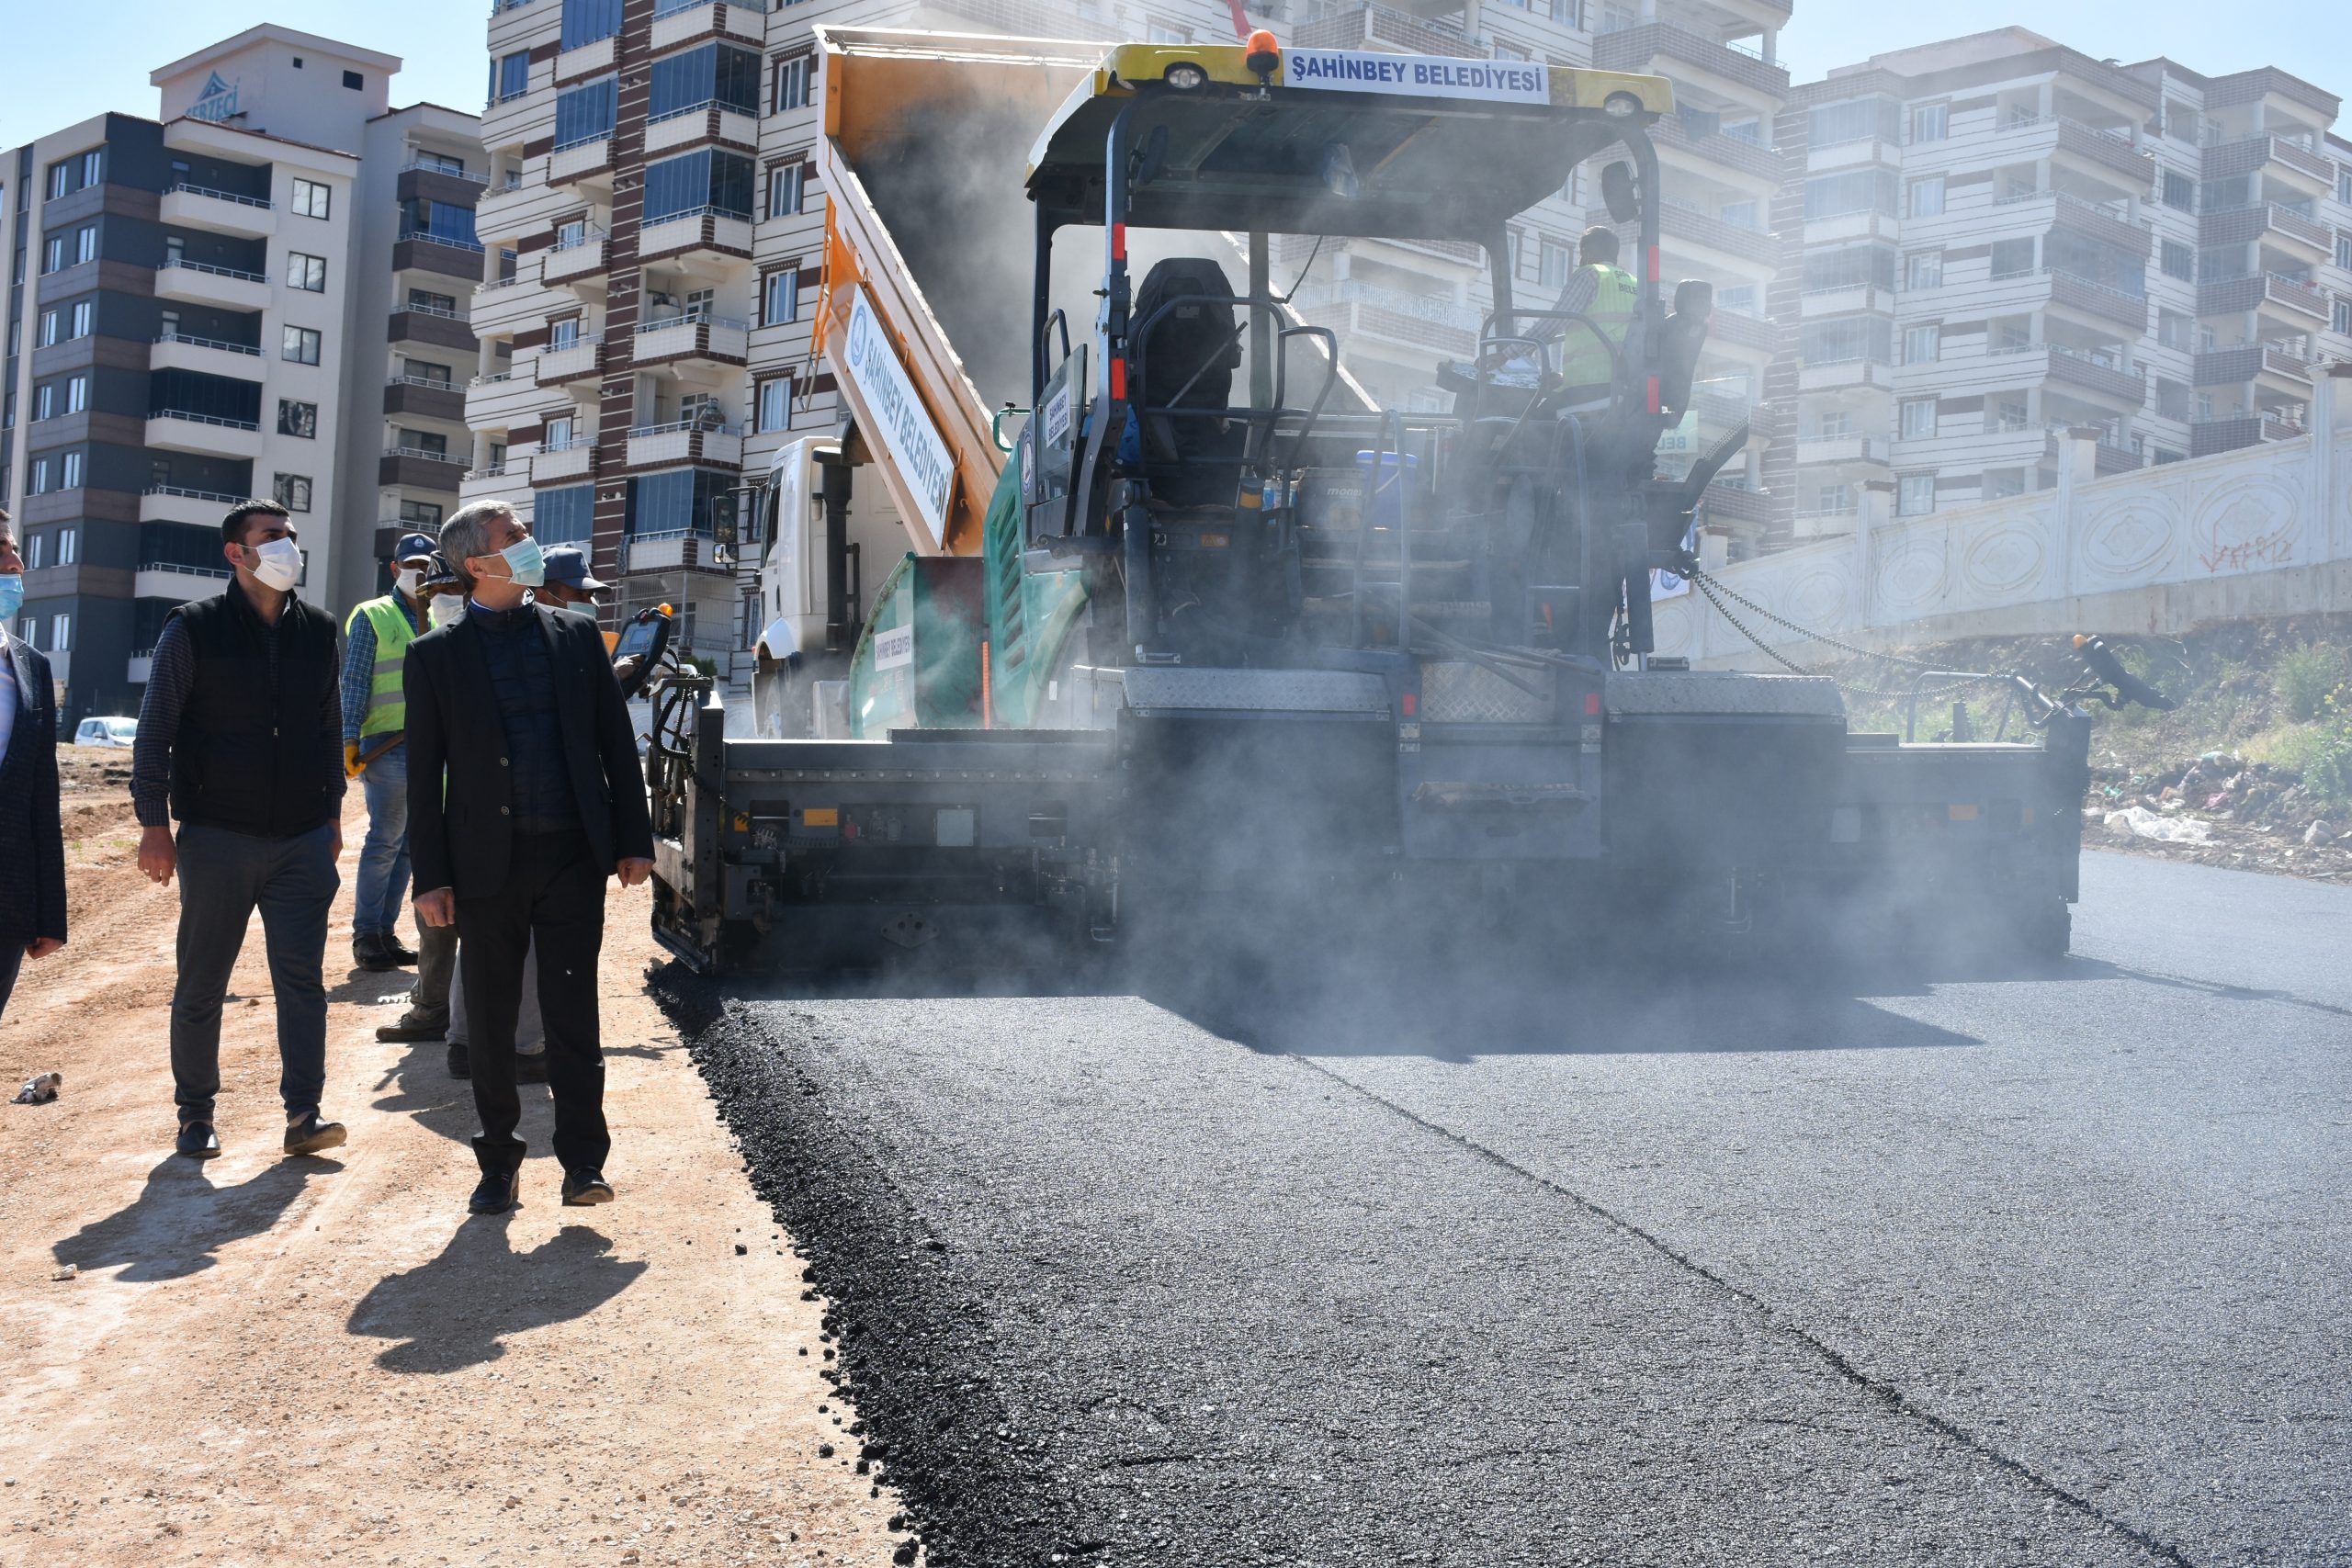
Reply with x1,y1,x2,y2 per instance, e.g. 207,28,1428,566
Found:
1657,367,2352,666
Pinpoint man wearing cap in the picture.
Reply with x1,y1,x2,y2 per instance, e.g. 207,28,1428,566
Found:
340,534,435,973
536,545,609,615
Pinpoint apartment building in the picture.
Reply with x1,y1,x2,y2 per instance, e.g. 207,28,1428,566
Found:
460,0,1792,670
0,25,482,728
1765,29,2352,547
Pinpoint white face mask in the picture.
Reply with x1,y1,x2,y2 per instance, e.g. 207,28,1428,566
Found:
396,567,424,596
244,537,302,592
428,593,465,629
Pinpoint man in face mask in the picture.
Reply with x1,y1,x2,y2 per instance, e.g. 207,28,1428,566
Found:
0,509,68,1023
338,533,436,973
405,501,654,1214
130,499,348,1161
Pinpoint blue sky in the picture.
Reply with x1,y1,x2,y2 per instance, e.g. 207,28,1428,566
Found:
2,0,2346,151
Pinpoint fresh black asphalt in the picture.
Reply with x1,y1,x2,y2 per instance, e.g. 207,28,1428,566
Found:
670,851,2352,1567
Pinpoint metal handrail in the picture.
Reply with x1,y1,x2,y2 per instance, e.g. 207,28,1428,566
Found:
153,332,260,355
646,96,756,125
388,373,460,389
401,157,489,184
641,203,753,226
143,484,244,504
166,182,272,209
383,445,466,463
400,301,470,321
400,229,486,253
629,418,741,436
151,410,259,431
637,313,749,334
159,257,266,284
137,562,234,580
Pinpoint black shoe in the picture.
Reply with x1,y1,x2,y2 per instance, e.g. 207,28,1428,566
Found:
175,1122,221,1159
377,1011,449,1043
353,934,402,973
284,1112,347,1156
515,1050,549,1085
469,1167,521,1215
382,939,421,967
447,1043,470,1079
561,1168,615,1206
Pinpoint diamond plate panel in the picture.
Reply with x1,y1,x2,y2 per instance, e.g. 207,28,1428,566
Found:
1417,660,1557,724
1120,668,1392,716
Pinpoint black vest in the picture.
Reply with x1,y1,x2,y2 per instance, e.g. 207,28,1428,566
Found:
167,584,341,837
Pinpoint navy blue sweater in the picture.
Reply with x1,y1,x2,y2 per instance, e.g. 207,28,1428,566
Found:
471,601,582,836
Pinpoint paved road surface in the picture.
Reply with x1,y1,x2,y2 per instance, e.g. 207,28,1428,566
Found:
686,851,2351,1567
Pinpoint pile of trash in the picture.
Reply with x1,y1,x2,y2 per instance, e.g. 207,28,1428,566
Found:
2086,751,2348,878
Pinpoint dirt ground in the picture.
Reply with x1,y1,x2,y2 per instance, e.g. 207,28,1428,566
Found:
0,754,909,1566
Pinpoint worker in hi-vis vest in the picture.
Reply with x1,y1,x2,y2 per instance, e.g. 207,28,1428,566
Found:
1544,225,1638,400
339,531,436,973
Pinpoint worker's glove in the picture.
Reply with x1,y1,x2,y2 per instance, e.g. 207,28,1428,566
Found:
344,741,365,781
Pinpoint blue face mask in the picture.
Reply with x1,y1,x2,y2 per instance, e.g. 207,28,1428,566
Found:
481,537,545,589
0,573,21,624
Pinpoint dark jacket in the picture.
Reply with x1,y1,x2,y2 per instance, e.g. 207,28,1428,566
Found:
404,602,654,901
167,583,343,836
0,635,66,944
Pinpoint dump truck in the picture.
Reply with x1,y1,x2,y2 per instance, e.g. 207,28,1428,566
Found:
644,26,2097,976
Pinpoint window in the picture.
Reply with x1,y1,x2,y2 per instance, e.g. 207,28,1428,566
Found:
2340,167,2352,205
1899,399,1937,439
278,399,318,437
38,309,60,347
1717,199,1758,231
408,288,458,315
29,457,52,494
773,54,813,113
47,162,70,199
51,615,71,654
26,534,43,570
79,150,101,187
1903,323,1939,364
1907,177,1945,218
75,224,97,264
763,267,799,325
2335,299,2352,336
1803,244,1895,292
756,377,790,433
2165,102,2199,143
626,467,738,539
536,483,595,545
765,162,802,220
561,0,623,51
42,235,63,273
58,528,76,566
644,150,756,223
1910,104,1948,143
1538,237,1570,288
2156,378,2189,420
282,326,322,365
34,384,53,421
1492,42,1529,61
1897,474,1936,515
2161,241,2194,281
62,450,85,489
404,359,455,386
401,500,445,528
2157,310,2190,350
1814,483,1851,513
555,76,617,148
1983,468,2027,500
343,69,364,90
1804,169,1898,220
1714,285,1756,316
2198,245,2246,281
291,178,331,219
273,474,313,513
546,413,576,449
650,43,763,120
494,51,530,100
67,375,87,413
1989,236,2036,278
1148,24,1189,42
69,301,94,339
2336,234,2352,271
1798,317,1892,365
1815,411,1852,437
401,198,480,249
1807,97,1900,148
287,252,326,291
2160,171,2195,211
1904,252,1941,290
1988,395,2029,433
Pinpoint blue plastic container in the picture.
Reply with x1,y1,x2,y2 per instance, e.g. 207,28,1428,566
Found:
1353,449,1420,529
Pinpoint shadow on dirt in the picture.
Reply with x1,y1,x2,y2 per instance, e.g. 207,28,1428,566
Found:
346,1218,645,1372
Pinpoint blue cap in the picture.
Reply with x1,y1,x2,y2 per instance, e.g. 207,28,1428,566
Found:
541,545,608,593
393,532,437,564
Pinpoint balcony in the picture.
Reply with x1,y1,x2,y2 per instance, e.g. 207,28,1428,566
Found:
650,0,764,48
2197,203,2332,261
1291,3,1481,59
533,438,598,483
643,105,762,157
1593,24,1789,98
396,164,492,210
389,301,481,354
2041,191,2154,255
140,485,247,527
1796,357,1892,392
158,183,275,239
2196,271,2329,323
2189,410,2309,457
2200,134,2335,191
461,462,527,501
379,446,468,491
1795,434,1887,466
2192,343,2314,389
2095,442,2143,476
1704,310,1781,355
2043,268,2149,332
1792,507,1860,539
1656,202,1780,268
535,334,605,385
634,314,751,368
2049,118,2154,186
555,35,615,81
549,136,613,189
154,257,270,312
148,331,263,378
638,207,754,264
1295,280,1479,358
469,276,545,336
2043,344,2147,406
619,529,731,575
465,370,527,424
1651,114,1784,187
147,410,262,459
383,374,469,422
135,563,237,602
1796,283,1894,319
627,420,744,469
1696,481,1773,526
541,232,608,288
393,231,486,280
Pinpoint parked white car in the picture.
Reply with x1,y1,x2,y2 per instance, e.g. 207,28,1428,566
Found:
74,716,137,748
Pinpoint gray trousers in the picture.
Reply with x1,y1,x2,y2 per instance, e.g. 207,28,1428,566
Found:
170,820,339,1125
449,937,544,1053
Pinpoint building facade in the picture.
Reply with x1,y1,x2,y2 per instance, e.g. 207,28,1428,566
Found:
458,0,1794,672
1764,29,2352,550
0,25,480,727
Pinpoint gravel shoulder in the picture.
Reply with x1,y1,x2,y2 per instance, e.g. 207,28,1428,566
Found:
0,756,906,1567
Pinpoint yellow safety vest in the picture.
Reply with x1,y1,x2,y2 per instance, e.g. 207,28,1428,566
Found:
347,594,424,738
1561,264,1637,391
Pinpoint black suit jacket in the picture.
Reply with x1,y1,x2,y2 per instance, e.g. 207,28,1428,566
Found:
0,635,67,945
404,604,655,902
